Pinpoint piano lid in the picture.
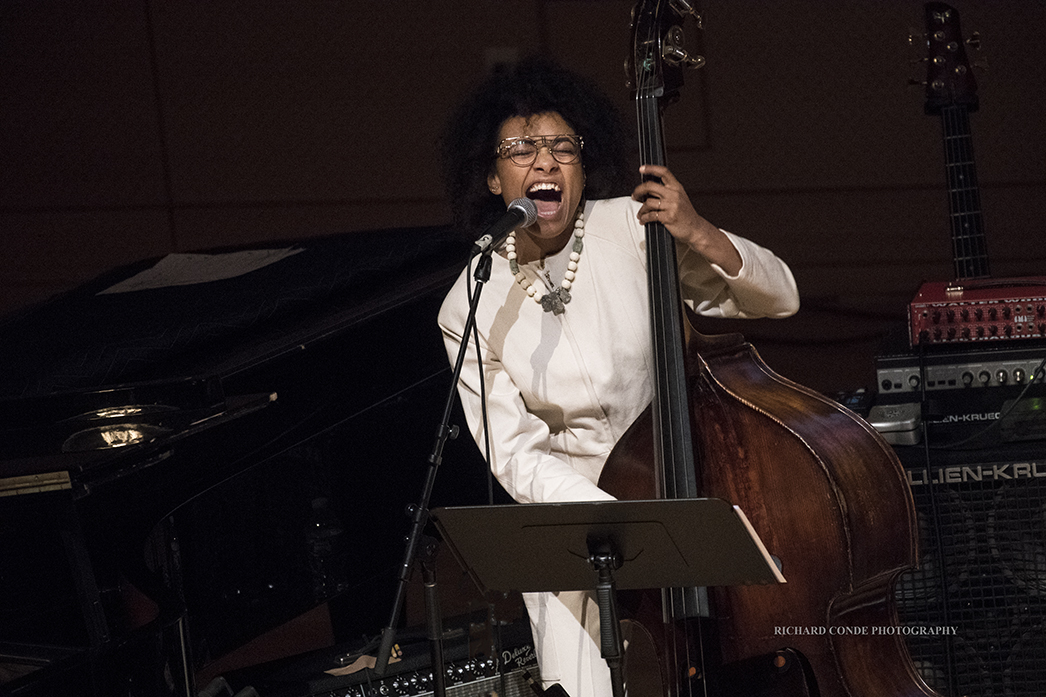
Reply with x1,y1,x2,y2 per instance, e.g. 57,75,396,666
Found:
0,223,468,470
0,224,467,401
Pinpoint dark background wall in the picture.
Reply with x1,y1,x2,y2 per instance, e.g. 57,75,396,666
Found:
2,0,1044,395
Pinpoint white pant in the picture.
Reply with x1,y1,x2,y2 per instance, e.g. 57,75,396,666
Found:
523,590,614,697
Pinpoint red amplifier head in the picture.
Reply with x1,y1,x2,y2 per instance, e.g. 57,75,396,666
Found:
909,278,1046,346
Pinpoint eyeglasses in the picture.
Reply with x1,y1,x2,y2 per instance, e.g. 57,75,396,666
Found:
495,134,584,166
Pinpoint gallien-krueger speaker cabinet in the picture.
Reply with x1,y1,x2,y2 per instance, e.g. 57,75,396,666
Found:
893,438,1046,697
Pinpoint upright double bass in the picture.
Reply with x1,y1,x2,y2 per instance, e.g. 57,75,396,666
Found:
598,3,944,696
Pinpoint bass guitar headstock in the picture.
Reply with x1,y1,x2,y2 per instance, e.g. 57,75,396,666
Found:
626,0,705,104
922,2,978,114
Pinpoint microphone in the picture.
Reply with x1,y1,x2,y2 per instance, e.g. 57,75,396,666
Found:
470,198,538,256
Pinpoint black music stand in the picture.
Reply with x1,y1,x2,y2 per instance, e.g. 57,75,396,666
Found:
430,498,785,697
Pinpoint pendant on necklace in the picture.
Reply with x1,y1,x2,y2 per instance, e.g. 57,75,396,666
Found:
541,287,570,315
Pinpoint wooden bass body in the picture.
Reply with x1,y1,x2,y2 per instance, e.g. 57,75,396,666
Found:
599,324,939,696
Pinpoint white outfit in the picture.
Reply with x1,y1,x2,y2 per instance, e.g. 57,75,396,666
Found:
438,196,798,697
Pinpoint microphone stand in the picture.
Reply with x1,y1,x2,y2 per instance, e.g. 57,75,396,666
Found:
371,246,497,695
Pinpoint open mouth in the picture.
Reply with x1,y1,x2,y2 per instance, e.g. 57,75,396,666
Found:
527,182,562,217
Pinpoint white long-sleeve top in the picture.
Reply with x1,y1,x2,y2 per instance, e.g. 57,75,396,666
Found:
438,196,799,505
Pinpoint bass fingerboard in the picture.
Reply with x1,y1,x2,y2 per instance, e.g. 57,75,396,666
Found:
941,104,990,280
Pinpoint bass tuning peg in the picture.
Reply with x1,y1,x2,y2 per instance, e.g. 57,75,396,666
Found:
663,25,706,69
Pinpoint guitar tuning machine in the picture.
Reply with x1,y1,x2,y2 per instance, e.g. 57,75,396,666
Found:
663,25,706,69
965,31,989,71
906,29,930,72
905,31,927,86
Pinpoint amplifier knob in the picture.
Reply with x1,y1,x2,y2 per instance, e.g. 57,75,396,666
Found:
961,327,971,339
961,308,970,321
989,307,998,320
989,325,999,336
932,310,942,324
1003,307,1012,319
979,370,991,385
976,326,985,338
908,375,921,389
1014,369,1026,384
962,371,974,387
1038,304,1045,318
996,370,1009,385
975,308,984,320
947,309,956,323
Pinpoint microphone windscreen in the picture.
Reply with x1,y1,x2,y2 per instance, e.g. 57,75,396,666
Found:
508,197,538,227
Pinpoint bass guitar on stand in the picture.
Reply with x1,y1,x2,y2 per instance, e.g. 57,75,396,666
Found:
908,2,1046,347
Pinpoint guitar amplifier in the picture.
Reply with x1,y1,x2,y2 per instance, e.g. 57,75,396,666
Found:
875,339,1046,396
908,278,1046,346
868,329,1046,447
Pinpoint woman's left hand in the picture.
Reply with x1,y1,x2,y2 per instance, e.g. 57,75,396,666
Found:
632,164,742,275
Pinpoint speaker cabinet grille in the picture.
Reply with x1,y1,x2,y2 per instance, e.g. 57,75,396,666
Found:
895,445,1046,696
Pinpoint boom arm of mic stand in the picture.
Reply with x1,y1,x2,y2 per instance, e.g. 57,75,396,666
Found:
373,251,495,680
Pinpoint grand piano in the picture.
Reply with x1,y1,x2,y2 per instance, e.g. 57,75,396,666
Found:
0,225,508,696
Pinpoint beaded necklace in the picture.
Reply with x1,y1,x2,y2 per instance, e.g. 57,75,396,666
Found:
506,206,585,315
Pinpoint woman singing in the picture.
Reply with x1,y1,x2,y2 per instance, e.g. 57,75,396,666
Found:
438,58,799,697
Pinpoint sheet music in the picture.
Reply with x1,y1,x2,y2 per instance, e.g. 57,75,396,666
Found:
733,505,787,583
